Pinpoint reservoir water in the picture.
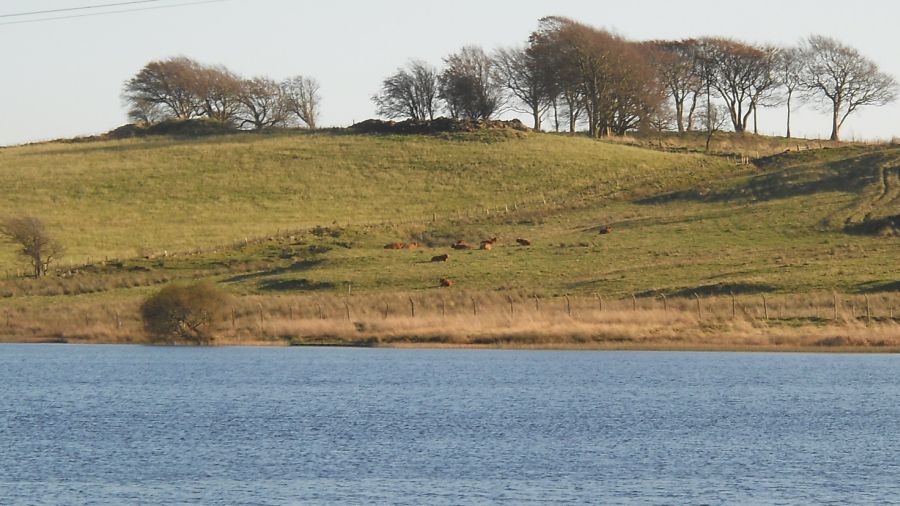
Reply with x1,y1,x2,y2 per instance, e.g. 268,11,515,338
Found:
1,345,899,504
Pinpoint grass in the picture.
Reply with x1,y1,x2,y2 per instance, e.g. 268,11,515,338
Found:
0,128,897,349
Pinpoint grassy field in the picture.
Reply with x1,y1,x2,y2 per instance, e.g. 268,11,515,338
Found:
0,128,896,347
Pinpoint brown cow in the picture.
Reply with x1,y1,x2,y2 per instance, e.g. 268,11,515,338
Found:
431,254,449,262
384,242,404,250
599,226,613,235
439,278,455,287
405,241,419,249
479,241,493,251
516,238,532,246
451,240,472,250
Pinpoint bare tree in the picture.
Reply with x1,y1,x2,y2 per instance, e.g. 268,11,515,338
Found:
282,75,321,129
701,104,729,152
702,38,776,134
494,46,552,130
372,60,439,121
439,46,506,120
646,40,705,133
194,64,243,125
122,56,204,121
529,17,585,133
800,35,898,141
236,77,288,130
777,47,805,138
0,216,64,278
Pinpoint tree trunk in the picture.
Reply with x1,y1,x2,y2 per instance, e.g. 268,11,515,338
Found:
752,104,758,135
675,99,685,133
785,92,792,139
830,104,841,141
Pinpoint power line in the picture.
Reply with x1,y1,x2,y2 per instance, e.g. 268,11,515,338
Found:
0,0,226,26
0,0,164,18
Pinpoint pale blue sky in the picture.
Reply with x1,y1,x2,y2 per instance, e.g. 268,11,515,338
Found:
1,0,897,145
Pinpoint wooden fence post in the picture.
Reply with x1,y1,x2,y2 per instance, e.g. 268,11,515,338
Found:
507,295,514,316
231,308,236,329
632,294,637,311
534,295,541,313
694,293,701,320
471,297,477,317
661,293,668,312
763,294,769,321
596,293,603,312
865,295,871,324
345,301,351,321
409,297,415,318
731,292,736,319
833,292,838,320
440,299,446,318
565,295,572,317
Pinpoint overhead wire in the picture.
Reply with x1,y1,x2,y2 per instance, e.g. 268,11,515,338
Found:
0,1,165,18
0,0,226,26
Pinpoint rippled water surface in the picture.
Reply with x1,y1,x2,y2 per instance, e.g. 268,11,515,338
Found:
1,345,899,504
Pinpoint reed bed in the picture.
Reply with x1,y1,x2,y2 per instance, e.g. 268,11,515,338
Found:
2,291,898,350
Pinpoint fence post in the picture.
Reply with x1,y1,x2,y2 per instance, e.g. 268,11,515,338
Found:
596,293,603,312
115,311,121,330
471,297,477,317
440,299,446,318
258,304,264,326
661,293,667,312
632,294,637,311
565,295,572,318
507,295,514,316
833,292,838,320
409,297,415,318
345,301,351,321
694,293,701,320
534,295,541,313
231,308,236,329
865,295,871,324
763,294,769,321
731,292,736,319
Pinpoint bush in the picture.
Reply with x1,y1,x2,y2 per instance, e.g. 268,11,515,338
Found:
140,281,230,344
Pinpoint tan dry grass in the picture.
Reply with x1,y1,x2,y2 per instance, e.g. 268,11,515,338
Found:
2,291,897,351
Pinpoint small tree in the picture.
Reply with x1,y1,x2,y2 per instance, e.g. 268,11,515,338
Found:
281,75,321,129
439,45,506,120
0,216,64,278
800,35,898,141
140,282,230,344
372,60,439,121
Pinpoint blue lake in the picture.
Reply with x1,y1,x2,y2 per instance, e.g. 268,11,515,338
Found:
1,345,899,504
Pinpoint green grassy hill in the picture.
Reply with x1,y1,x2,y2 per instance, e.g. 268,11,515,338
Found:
0,129,896,303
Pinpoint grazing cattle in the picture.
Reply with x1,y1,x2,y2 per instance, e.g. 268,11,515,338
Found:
479,241,493,251
451,240,472,250
439,278,455,287
405,241,419,250
516,238,532,246
599,226,613,235
384,242,404,250
431,253,449,262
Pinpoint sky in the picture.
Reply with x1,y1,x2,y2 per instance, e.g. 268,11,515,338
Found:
1,0,898,146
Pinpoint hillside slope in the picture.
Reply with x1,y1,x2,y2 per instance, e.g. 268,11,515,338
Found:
0,130,736,262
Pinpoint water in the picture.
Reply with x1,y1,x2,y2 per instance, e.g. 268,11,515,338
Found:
1,345,899,505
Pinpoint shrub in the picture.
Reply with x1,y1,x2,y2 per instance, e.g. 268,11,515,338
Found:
140,281,230,344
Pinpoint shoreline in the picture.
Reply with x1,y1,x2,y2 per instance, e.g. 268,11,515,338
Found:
4,336,900,354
